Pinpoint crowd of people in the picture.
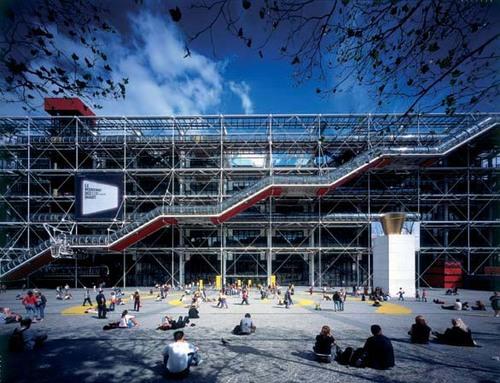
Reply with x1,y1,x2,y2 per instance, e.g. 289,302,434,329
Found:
3,284,499,379
313,315,479,369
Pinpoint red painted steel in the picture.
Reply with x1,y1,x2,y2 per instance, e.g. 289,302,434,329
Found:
316,158,387,196
212,187,282,224
44,98,95,116
6,250,52,281
109,217,177,252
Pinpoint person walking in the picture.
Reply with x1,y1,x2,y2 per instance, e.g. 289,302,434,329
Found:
22,291,37,321
422,289,428,302
284,288,293,309
490,291,500,317
332,291,341,312
109,292,116,311
133,290,141,312
241,289,250,305
339,289,346,311
96,289,107,319
82,287,93,306
35,291,47,321
160,285,165,300
398,288,405,301
219,291,228,309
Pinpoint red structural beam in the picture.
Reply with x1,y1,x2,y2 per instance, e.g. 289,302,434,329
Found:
44,98,95,117
4,249,53,281
316,158,389,196
211,187,283,224
109,217,177,252
421,158,437,167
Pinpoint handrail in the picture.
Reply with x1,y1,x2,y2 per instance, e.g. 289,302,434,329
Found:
1,115,497,277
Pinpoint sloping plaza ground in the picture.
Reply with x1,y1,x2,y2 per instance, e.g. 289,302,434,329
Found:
0,287,498,383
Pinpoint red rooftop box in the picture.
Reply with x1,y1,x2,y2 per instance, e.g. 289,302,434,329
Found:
44,98,95,117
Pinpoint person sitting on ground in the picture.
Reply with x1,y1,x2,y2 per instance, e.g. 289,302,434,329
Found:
9,318,47,351
233,313,256,335
163,330,201,379
0,307,22,324
433,318,476,346
313,325,336,358
442,298,462,311
408,315,431,344
118,310,139,328
157,315,190,331
433,298,445,304
471,301,486,311
188,305,199,319
363,324,395,370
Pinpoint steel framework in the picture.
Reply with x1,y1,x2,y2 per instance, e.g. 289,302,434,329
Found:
0,113,498,288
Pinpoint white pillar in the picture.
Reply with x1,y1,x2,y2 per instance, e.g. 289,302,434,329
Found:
179,253,185,287
373,235,416,297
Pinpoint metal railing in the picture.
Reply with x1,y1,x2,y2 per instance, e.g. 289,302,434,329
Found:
1,115,497,277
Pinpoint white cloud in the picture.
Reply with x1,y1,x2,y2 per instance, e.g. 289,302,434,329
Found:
0,12,254,116
228,81,254,114
100,13,225,115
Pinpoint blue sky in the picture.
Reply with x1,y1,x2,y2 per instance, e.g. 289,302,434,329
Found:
0,3,495,116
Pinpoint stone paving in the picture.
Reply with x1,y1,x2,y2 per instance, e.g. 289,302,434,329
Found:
0,287,499,383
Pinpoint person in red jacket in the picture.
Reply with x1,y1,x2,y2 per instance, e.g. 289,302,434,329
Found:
241,289,249,305
22,290,38,321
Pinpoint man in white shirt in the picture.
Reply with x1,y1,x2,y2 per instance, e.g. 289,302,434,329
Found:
441,299,463,311
163,331,201,378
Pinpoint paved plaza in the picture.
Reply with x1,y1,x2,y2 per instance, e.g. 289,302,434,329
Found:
0,287,499,383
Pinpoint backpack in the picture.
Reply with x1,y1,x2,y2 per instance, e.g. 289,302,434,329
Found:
350,348,366,368
8,328,26,352
337,347,354,365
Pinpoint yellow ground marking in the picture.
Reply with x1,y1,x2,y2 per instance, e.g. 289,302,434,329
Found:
375,302,412,315
61,305,95,316
307,293,412,315
297,298,315,307
167,299,185,306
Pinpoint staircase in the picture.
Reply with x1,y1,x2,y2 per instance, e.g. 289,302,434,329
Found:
1,115,497,280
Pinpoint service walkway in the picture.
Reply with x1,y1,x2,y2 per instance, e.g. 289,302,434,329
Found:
0,288,498,383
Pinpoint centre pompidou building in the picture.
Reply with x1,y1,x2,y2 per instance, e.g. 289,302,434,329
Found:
0,98,498,289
